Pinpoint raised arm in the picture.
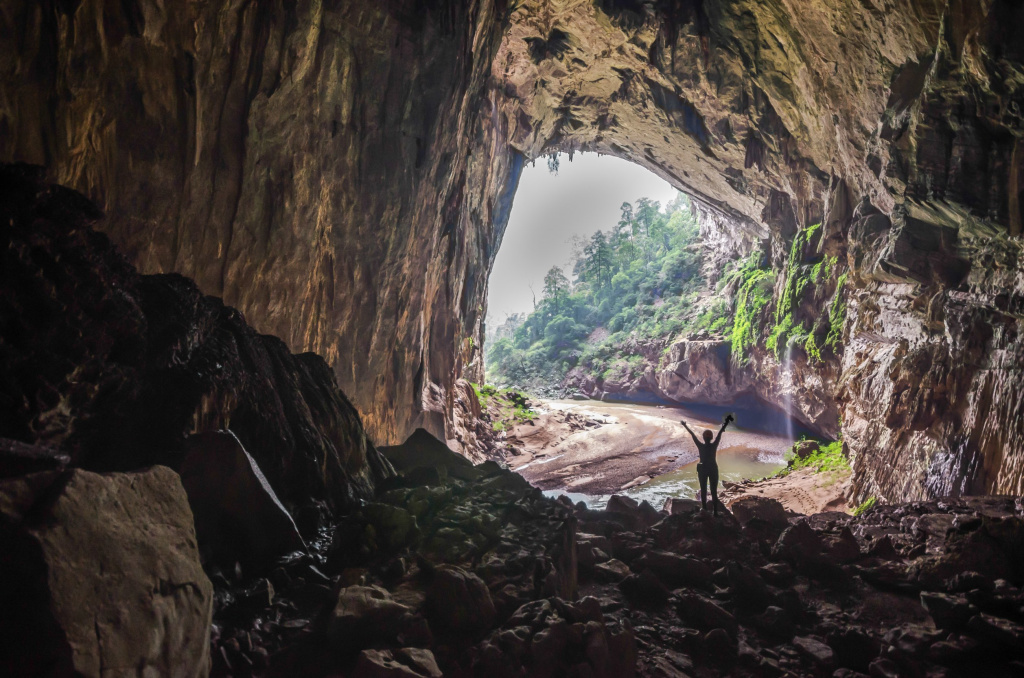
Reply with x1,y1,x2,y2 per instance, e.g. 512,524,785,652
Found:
713,414,734,445
680,420,701,446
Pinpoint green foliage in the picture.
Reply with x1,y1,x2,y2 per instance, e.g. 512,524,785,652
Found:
787,440,850,475
730,254,774,364
825,273,848,352
852,496,877,517
486,193,705,390
470,383,536,431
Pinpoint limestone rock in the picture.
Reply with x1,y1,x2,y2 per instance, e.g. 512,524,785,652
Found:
729,496,789,528
0,467,212,677
179,430,306,572
0,165,392,511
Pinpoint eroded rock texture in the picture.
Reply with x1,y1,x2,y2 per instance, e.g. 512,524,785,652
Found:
2,1,1023,499
0,164,390,511
0,466,213,677
0,0,518,445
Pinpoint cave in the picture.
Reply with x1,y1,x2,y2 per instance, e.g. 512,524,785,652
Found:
2,1,1024,676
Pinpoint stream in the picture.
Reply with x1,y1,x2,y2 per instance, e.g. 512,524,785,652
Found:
510,398,805,511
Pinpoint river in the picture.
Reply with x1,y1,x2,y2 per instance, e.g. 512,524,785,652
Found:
509,398,803,511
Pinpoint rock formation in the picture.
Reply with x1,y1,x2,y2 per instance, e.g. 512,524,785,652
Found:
0,164,391,511
0,465,213,677
1,0,1023,513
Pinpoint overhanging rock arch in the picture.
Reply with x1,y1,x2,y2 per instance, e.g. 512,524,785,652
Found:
1,0,1022,501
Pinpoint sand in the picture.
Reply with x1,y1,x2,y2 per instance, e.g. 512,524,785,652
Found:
504,399,849,515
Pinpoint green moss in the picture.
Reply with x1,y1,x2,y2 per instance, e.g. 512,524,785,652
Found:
788,440,850,474
730,255,774,364
852,496,877,517
825,273,848,352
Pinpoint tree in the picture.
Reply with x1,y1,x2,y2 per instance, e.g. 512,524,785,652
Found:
542,266,570,314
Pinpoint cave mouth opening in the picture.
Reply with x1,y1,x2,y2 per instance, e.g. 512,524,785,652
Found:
479,151,814,501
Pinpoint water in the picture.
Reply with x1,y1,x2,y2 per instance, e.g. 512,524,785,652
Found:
543,446,786,510
529,399,798,511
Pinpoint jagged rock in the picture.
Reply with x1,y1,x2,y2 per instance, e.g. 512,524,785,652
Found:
0,467,212,677
353,648,443,678
792,635,835,668
325,585,417,652
380,429,484,484
0,438,70,479
920,592,973,630
675,594,738,636
179,430,306,572
0,165,391,511
663,498,703,516
635,550,713,589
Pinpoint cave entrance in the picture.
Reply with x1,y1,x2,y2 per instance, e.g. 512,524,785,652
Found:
479,152,809,506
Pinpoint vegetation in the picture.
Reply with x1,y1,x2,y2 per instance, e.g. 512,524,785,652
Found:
485,195,850,393
787,439,850,475
852,496,878,517
470,383,536,431
486,194,729,390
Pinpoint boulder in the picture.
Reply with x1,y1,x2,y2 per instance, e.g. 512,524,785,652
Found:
379,429,483,483
675,594,738,636
635,550,713,589
663,497,703,516
326,585,416,651
427,565,497,633
0,467,212,677
353,648,443,678
179,430,306,572
729,496,788,527
0,438,69,479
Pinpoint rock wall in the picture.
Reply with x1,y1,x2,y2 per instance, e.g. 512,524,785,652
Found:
0,0,518,445
2,1,1023,500
0,164,391,512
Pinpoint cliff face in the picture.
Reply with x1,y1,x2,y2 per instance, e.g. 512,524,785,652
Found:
0,0,518,445
3,1,1023,501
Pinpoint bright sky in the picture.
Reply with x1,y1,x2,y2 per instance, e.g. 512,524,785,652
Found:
487,152,679,327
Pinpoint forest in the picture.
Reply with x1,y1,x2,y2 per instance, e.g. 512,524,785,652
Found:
485,194,726,391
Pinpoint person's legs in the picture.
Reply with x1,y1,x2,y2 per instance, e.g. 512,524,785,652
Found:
697,462,708,509
709,462,720,515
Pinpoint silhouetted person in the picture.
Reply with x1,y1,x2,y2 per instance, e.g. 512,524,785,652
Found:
681,414,734,515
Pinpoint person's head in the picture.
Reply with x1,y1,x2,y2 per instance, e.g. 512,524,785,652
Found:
703,429,713,442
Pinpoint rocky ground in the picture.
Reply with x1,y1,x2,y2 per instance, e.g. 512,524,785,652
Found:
202,431,1024,677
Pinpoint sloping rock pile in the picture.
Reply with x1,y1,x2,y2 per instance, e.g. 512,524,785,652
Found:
201,434,1024,677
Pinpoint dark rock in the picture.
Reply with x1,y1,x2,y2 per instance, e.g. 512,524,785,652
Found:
750,606,795,640
353,648,443,678
730,496,789,528
180,430,306,572
427,564,497,634
967,613,1024,651
675,594,738,636
619,571,671,608
325,585,416,652
0,166,391,510
635,550,713,589
793,635,835,668
920,591,973,630
0,438,70,479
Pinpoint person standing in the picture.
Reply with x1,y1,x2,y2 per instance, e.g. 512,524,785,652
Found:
680,414,734,515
